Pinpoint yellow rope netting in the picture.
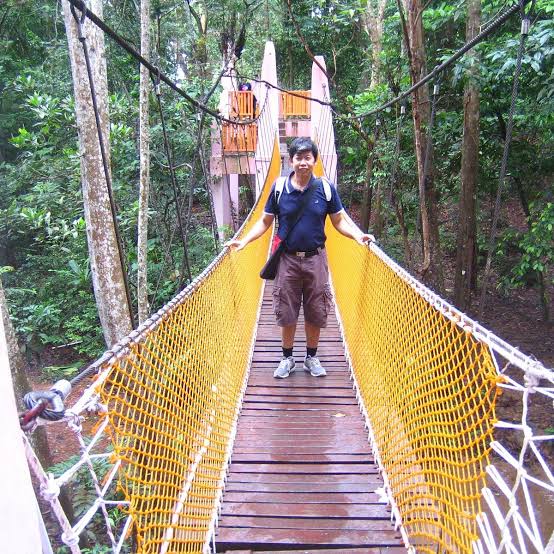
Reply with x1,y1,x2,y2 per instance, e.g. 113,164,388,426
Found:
95,137,281,553
92,146,499,553
325,222,501,553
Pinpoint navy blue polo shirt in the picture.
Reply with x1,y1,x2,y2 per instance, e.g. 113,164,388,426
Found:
263,174,343,252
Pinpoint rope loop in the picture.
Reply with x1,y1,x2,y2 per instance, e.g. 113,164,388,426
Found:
520,0,535,25
70,1,87,41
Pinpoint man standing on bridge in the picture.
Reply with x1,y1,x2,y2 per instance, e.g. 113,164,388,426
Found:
227,138,374,378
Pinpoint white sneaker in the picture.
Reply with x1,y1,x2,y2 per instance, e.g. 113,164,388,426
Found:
303,356,326,377
273,356,296,378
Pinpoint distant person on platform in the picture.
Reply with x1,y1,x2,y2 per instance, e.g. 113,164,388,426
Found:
238,81,257,116
226,137,375,379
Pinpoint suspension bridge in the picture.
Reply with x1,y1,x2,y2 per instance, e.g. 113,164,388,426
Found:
4,1,554,553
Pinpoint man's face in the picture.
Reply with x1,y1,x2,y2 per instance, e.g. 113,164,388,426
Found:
290,149,316,177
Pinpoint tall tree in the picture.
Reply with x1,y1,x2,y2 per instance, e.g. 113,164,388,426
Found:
399,0,443,291
363,0,389,89
137,0,151,324
62,0,133,347
360,0,388,237
454,0,481,310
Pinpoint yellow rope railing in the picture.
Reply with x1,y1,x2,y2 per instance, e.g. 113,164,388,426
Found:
325,222,500,553
93,137,281,553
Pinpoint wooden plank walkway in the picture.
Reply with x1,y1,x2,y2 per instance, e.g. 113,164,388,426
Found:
215,282,406,553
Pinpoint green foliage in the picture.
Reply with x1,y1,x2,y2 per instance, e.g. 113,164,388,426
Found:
42,361,83,382
504,202,554,288
0,0,238,366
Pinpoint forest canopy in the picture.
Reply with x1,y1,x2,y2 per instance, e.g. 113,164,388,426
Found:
0,0,552,371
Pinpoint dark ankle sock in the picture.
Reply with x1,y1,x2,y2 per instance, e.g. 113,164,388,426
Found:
307,347,317,358
283,347,293,358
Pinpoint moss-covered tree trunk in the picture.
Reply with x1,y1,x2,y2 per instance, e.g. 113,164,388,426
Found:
63,0,132,347
137,0,151,324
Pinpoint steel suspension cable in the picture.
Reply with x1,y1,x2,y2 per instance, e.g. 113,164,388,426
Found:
70,3,135,328
478,6,532,318
340,0,533,120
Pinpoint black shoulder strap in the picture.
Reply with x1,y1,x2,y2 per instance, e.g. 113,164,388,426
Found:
281,181,318,242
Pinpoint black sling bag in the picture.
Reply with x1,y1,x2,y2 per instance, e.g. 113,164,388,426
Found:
259,180,318,280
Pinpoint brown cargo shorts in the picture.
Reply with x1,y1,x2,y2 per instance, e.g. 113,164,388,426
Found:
272,249,334,328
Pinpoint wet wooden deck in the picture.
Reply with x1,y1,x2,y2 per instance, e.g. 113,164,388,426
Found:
215,282,406,552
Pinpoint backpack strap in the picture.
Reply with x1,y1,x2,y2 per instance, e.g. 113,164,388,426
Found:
275,176,287,205
276,176,332,205
321,177,333,202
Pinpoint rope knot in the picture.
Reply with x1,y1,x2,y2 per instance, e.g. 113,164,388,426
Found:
524,369,541,392
61,530,80,547
41,475,61,502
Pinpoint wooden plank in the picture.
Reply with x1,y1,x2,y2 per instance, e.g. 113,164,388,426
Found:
228,463,378,475
241,402,358,410
224,482,377,493
220,491,383,504
225,473,381,484
215,287,404,551
245,386,352,398
219,502,392,519
217,516,396,531
233,437,370,450
244,395,357,405
237,426,368,436
253,549,407,554
234,423,367,433
238,410,360,419
215,527,401,547
230,454,373,463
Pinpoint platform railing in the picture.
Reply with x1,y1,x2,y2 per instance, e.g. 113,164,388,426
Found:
229,91,256,119
280,90,311,117
221,123,258,153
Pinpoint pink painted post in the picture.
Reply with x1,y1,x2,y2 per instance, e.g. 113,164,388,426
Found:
310,56,338,184
210,65,238,236
254,41,280,197
228,173,239,229
0,313,48,552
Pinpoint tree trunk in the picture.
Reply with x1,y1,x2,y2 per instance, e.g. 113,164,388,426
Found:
373,180,384,238
0,280,53,468
360,155,375,233
454,0,481,311
363,0,388,89
137,0,151,324
401,0,443,291
63,0,132,347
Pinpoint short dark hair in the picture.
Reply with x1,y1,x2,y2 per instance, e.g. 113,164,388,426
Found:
288,137,318,160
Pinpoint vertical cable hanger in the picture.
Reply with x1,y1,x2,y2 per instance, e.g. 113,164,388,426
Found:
151,71,193,286
478,0,534,318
